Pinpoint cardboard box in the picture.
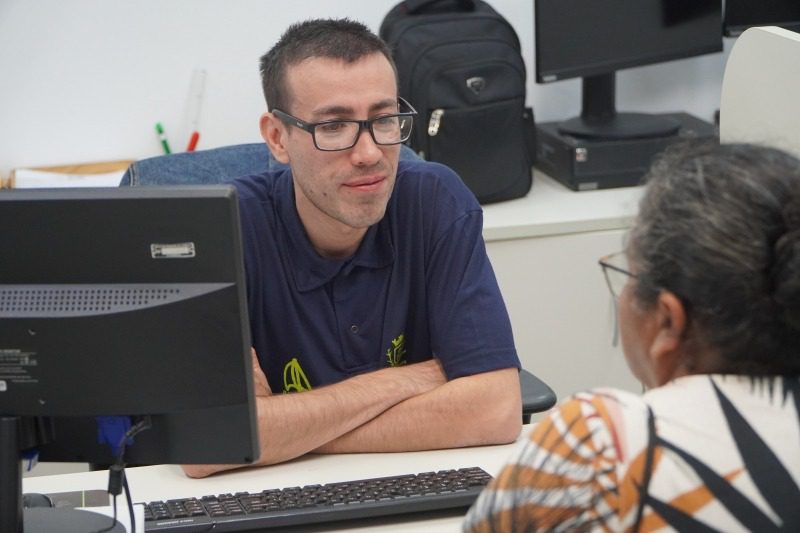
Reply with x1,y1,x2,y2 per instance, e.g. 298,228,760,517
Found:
5,160,134,188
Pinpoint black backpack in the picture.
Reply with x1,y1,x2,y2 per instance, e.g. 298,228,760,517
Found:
380,0,535,204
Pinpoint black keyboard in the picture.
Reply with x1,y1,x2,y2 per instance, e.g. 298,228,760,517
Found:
142,466,492,531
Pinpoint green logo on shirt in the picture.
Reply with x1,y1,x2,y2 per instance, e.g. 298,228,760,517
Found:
283,357,312,393
386,334,407,367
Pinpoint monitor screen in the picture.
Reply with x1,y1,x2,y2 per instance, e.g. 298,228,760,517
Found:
534,0,723,139
724,0,800,37
0,186,258,530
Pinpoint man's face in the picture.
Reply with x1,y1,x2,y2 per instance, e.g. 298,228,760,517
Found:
275,53,402,237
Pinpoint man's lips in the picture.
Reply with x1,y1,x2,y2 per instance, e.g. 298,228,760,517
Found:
343,176,386,191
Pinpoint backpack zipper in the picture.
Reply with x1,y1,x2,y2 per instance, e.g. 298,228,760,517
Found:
428,109,445,136
415,56,525,153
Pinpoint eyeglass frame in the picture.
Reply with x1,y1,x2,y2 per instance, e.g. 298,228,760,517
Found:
598,251,639,349
598,251,638,300
270,97,418,152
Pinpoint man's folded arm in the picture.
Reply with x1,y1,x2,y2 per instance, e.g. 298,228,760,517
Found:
181,353,448,478
313,366,522,455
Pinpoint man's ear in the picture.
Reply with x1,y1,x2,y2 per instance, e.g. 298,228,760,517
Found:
260,112,290,164
649,290,688,384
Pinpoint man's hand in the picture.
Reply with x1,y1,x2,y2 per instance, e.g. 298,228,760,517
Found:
400,358,448,395
314,367,521,455
251,348,271,397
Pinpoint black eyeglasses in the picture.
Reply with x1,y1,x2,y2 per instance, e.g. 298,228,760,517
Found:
598,252,638,300
271,97,417,152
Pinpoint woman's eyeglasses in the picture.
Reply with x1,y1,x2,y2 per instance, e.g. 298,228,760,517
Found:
598,251,637,300
598,251,638,348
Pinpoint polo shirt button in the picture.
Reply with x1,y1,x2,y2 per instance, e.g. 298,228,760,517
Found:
350,325,359,333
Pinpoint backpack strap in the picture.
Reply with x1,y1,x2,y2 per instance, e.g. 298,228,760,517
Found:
632,406,657,533
402,0,475,15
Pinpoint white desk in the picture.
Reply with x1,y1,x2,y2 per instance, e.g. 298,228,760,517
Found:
23,426,531,532
482,170,642,242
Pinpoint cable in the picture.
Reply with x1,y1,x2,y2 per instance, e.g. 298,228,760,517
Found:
123,473,135,532
93,416,152,533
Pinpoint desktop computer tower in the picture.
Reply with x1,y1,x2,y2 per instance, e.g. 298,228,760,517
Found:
535,112,717,191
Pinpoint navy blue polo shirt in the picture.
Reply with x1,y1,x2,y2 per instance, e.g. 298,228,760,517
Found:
231,160,519,394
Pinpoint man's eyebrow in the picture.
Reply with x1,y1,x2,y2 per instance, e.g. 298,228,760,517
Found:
312,99,398,119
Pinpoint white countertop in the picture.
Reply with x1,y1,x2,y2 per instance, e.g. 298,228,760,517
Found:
481,170,643,242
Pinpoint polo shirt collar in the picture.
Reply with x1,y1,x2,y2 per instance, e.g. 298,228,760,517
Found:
277,171,395,292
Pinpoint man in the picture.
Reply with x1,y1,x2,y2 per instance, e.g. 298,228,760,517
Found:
183,18,521,478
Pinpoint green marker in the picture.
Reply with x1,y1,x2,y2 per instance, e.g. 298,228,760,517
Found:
155,122,172,154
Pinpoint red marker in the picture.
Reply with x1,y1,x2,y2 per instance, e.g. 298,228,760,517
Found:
186,131,200,152
185,69,206,152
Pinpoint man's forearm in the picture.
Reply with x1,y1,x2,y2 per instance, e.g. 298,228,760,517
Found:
313,367,522,455
254,365,438,464
183,359,447,477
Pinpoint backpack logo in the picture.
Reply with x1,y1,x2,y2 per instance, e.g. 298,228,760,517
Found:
466,76,486,95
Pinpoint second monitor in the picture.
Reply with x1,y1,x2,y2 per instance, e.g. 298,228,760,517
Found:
533,0,722,190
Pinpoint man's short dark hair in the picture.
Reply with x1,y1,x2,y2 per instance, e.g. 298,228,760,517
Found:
259,18,397,112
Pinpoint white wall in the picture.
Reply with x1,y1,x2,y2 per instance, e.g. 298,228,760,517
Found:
0,0,733,178
488,228,641,401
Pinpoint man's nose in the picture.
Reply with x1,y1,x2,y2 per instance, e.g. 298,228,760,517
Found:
350,126,382,165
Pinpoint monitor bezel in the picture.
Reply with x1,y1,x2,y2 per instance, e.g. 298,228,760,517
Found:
534,0,724,84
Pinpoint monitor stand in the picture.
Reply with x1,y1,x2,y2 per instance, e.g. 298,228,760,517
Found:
24,508,126,533
557,73,683,141
558,112,681,140
0,416,125,533
534,112,717,191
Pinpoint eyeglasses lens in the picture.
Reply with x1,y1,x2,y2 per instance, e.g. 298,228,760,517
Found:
313,115,413,151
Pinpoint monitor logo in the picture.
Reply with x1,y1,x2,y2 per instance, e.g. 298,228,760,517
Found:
466,76,486,96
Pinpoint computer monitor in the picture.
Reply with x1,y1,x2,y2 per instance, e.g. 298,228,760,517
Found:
534,0,723,140
723,0,800,37
0,186,258,532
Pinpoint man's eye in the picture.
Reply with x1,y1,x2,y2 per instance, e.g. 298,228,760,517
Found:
318,122,347,134
374,116,397,126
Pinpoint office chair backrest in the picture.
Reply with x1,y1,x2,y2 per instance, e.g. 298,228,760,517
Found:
120,142,421,186
121,143,274,186
720,26,800,158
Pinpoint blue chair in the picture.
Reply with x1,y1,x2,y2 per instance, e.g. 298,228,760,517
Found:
120,142,556,420
120,142,421,186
